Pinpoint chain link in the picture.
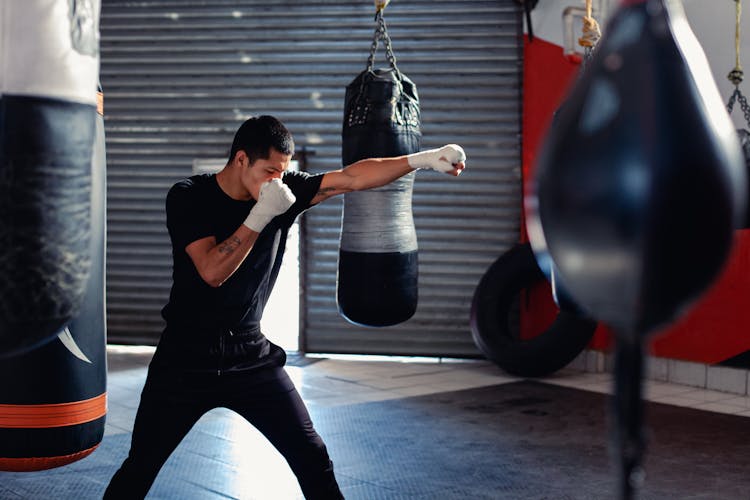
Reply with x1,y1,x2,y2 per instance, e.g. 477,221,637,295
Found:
580,46,594,72
367,11,399,73
727,87,750,127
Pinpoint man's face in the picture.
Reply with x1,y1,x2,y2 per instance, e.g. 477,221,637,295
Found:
241,148,292,200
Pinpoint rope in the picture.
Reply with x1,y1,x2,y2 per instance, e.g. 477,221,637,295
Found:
737,0,743,71
578,0,601,49
727,0,750,127
375,0,390,16
729,0,744,85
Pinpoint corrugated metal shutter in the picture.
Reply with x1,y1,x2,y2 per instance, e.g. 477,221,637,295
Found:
100,0,523,353
303,2,523,357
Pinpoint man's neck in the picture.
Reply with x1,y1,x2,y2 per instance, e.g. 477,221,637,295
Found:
215,163,253,201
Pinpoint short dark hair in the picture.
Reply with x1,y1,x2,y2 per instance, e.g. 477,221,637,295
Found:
228,115,295,164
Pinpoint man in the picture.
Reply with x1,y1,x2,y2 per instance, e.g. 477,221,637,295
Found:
104,115,466,499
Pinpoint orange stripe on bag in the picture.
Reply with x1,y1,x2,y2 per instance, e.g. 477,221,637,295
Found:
0,444,101,472
0,393,106,428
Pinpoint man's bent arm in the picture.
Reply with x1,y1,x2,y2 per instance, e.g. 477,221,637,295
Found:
185,226,260,288
185,178,296,287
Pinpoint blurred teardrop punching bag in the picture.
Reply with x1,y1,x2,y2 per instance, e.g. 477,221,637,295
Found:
0,84,107,472
0,0,100,357
526,1,746,497
338,9,422,327
528,0,746,336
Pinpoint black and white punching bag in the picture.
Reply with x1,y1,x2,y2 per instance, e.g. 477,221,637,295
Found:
0,85,107,472
337,12,422,327
0,0,100,357
526,1,746,497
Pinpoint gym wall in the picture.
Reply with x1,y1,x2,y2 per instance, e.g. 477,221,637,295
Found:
100,0,524,356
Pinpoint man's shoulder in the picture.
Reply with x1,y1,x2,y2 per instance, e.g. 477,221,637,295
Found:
168,174,213,198
283,169,324,180
171,173,213,191
282,170,323,192
166,174,216,216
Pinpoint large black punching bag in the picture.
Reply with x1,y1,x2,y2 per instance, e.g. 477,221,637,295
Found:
0,0,100,357
526,1,746,497
0,86,107,472
337,11,422,327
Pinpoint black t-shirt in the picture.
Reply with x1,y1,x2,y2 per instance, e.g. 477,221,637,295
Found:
161,170,322,333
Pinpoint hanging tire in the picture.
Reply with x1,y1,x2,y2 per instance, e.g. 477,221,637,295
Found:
470,242,597,377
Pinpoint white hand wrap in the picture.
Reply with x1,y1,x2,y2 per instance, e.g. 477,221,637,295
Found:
407,144,467,172
243,179,296,232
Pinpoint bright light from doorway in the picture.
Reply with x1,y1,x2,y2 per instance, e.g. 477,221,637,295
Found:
261,222,300,351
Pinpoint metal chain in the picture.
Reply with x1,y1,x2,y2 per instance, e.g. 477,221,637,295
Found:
727,87,750,127
581,46,594,70
367,10,399,72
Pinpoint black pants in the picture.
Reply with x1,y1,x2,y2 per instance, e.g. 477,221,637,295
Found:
103,357,343,499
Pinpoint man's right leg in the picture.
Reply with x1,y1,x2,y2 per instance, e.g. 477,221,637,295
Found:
228,368,344,500
103,366,207,500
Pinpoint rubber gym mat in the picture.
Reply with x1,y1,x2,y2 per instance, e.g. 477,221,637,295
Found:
311,381,750,499
1,380,748,499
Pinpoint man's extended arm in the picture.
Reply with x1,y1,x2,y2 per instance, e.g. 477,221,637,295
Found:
311,144,466,205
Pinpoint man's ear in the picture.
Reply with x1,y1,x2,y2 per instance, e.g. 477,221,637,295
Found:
236,150,251,167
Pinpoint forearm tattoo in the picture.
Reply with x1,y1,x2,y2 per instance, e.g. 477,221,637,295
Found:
316,186,337,197
218,235,242,254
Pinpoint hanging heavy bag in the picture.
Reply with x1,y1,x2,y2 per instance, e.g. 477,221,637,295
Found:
0,85,107,472
0,0,100,357
338,11,422,327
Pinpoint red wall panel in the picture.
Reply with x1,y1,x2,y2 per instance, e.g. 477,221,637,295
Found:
520,34,750,363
